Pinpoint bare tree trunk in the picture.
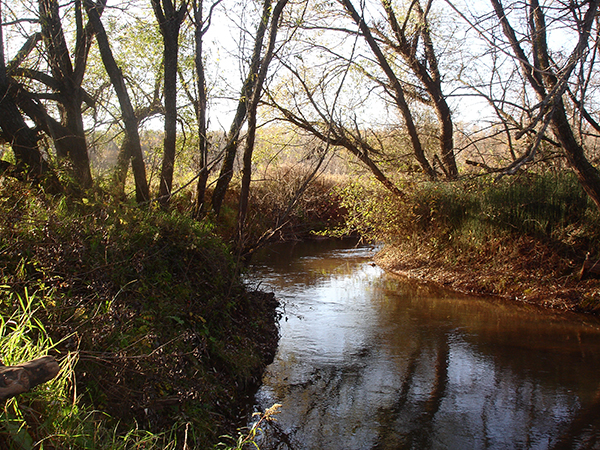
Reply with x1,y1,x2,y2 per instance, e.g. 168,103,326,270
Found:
237,0,289,245
158,31,179,206
84,0,150,203
39,0,93,189
192,0,213,218
433,89,457,178
0,85,50,179
489,0,600,211
210,0,274,216
0,3,52,182
113,133,131,199
551,102,600,211
381,0,457,179
152,0,188,207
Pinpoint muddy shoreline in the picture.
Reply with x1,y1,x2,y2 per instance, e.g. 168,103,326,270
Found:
374,244,600,314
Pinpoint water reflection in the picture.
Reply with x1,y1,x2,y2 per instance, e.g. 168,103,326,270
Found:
247,240,600,450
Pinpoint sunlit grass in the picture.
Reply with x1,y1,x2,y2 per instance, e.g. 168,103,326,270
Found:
338,171,599,251
0,289,85,449
0,290,217,449
217,403,282,450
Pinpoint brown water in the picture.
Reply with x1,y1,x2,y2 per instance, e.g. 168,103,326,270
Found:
246,239,600,450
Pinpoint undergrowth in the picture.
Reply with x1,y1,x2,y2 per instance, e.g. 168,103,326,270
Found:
0,179,279,448
217,165,347,245
339,171,600,253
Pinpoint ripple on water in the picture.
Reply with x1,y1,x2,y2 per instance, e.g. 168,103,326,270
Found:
248,240,600,450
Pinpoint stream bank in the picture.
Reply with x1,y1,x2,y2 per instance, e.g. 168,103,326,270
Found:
374,239,600,314
334,173,600,314
0,182,281,448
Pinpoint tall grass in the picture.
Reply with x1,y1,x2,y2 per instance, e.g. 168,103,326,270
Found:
0,278,218,449
0,289,85,449
338,172,600,256
217,404,281,450
233,164,347,242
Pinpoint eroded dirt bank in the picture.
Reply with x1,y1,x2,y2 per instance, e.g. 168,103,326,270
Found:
375,241,600,314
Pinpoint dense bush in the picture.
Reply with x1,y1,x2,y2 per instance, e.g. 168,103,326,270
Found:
338,172,600,261
0,180,279,448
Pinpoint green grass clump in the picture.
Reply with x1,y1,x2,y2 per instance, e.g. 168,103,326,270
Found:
333,178,413,242
0,290,77,450
339,172,599,252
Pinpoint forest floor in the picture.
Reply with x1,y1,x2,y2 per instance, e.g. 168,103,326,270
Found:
374,236,600,314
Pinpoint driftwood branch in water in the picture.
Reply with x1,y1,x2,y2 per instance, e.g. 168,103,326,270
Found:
0,356,60,400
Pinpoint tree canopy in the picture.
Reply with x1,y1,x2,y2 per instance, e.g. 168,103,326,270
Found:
1,0,600,221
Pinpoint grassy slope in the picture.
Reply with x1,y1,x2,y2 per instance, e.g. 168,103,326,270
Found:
0,180,279,448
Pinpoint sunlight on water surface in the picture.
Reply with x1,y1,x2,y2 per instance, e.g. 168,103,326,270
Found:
246,240,600,450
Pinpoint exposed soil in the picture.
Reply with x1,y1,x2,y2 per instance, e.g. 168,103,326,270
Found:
375,237,600,314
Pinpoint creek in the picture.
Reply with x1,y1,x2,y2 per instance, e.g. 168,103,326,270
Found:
245,239,600,450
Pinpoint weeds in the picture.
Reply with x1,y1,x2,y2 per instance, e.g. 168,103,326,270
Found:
339,172,600,255
0,289,82,449
245,165,347,241
349,171,600,310
217,403,282,450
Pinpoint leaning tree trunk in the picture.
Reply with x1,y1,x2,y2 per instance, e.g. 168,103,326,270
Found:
532,0,600,212
39,0,93,189
489,0,600,213
211,0,273,216
237,0,289,244
0,85,49,178
340,0,437,180
382,0,457,179
551,101,600,211
84,0,150,203
0,3,47,177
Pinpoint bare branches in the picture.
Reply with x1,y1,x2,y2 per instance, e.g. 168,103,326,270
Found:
6,32,41,74
455,0,600,209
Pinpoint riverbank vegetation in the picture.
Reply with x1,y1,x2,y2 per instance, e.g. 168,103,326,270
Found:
337,171,600,312
0,181,279,448
2,161,600,448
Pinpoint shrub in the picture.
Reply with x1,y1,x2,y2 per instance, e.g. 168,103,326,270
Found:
337,172,600,257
